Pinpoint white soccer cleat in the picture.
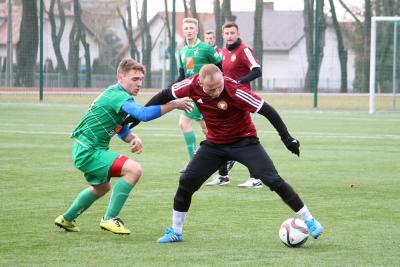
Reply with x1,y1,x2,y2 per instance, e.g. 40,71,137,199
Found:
237,178,263,188
206,175,230,186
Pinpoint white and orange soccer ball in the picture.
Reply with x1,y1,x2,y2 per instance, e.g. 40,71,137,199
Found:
279,218,309,247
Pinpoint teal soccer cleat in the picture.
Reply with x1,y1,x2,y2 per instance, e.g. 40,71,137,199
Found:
305,218,324,239
157,227,183,243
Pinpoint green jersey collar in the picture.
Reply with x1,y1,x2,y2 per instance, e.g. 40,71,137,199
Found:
186,38,201,48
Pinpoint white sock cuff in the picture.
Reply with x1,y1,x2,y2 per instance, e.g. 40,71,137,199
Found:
296,205,313,221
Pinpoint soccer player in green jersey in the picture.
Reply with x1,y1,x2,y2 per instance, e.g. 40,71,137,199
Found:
54,58,191,235
176,18,222,162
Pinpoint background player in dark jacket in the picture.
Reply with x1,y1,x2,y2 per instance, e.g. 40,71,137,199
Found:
207,22,263,188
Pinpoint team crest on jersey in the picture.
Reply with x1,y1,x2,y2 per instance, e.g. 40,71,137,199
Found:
231,54,236,62
217,100,228,110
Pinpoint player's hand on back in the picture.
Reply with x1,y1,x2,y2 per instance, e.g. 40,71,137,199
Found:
171,97,193,113
281,135,300,156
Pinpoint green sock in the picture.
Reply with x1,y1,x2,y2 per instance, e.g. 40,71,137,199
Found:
63,187,99,221
183,131,196,159
104,179,134,220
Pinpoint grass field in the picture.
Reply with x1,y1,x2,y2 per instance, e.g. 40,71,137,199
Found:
1,94,399,266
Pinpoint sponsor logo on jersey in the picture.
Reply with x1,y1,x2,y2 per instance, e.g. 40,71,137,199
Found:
231,54,236,62
186,57,194,70
217,100,228,110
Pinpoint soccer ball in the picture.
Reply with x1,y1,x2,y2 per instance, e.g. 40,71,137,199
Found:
279,218,309,247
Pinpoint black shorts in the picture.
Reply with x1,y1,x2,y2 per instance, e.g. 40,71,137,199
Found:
179,137,284,193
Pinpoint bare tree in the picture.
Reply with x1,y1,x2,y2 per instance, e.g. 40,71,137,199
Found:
253,0,263,90
134,0,142,63
303,0,326,92
328,0,348,92
222,0,236,23
363,0,372,92
67,0,91,88
80,22,91,88
189,0,203,38
47,0,67,76
164,0,177,80
338,0,371,92
141,0,152,87
16,0,38,87
214,0,223,48
117,0,140,60
164,0,171,41
6,0,13,86
68,13,79,87
182,0,189,17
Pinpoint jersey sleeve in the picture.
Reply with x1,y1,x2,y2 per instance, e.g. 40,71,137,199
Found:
171,77,194,99
207,45,222,64
121,99,162,122
177,49,184,69
241,47,260,70
109,90,131,113
227,80,264,113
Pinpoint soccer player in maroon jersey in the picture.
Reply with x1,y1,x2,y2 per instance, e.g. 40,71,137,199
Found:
207,22,263,188
140,64,324,243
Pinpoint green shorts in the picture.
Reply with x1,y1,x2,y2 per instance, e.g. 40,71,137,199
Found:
182,101,203,121
72,139,119,185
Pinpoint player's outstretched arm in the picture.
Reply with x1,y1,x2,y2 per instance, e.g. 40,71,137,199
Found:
160,97,193,114
122,97,192,123
124,87,176,128
257,102,300,156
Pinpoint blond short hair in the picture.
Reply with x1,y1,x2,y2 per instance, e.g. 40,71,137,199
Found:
182,17,199,28
117,58,145,76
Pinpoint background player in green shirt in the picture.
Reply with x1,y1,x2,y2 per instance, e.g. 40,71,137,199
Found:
55,58,191,235
176,18,222,162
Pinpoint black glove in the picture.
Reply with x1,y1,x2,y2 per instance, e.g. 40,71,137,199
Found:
281,135,300,156
124,116,140,129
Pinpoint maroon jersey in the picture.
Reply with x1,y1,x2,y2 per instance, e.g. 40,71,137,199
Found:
171,75,264,144
222,44,260,89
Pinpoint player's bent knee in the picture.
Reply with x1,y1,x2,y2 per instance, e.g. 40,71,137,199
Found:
91,183,111,197
179,122,192,132
122,159,142,184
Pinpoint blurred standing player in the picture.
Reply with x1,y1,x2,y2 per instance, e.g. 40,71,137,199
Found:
204,30,223,57
206,22,263,188
176,18,222,163
54,58,191,235
151,64,324,243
